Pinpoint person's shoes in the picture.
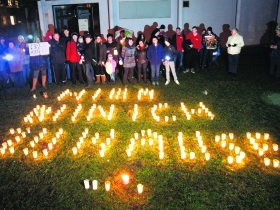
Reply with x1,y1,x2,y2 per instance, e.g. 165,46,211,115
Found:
191,68,195,74
165,80,170,85
156,82,159,86
152,82,156,86
175,80,180,85
85,85,92,88
183,68,189,73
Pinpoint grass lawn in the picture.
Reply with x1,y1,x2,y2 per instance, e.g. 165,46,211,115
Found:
0,47,280,209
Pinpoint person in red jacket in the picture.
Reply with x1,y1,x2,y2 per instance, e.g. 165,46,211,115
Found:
66,32,84,85
183,26,202,74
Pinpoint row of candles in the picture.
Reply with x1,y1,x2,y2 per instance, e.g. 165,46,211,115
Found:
97,105,115,120
53,104,67,122
57,89,70,101
72,129,115,157
75,89,86,101
181,102,214,120
132,104,139,121
151,102,177,122
71,104,83,122
137,88,154,100
109,88,128,100
92,88,101,101
23,105,52,123
83,178,144,194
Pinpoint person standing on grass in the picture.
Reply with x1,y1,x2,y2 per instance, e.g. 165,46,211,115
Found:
171,27,185,70
121,38,136,86
104,53,117,85
135,39,148,83
163,38,180,85
269,27,280,79
93,34,107,84
147,36,164,86
30,37,48,91
226,28,244,76
82,34,95,88
183,26,202,74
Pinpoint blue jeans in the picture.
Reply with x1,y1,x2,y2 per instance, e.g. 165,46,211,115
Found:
47,57,52,83
110,72,116,81
228,54,240,74
85,63,94,86
66,63,71,80
13,71,24,88
174,51,183,68
22,64,30,84
150,64,160,82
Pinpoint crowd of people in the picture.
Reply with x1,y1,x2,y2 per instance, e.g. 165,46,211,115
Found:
0,24,249,91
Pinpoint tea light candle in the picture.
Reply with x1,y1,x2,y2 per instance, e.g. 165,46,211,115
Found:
258,148,264,156
84,179,90,189
105,181,111,191
221,133,226,140
48,143,53,150
52,137,57,145
9,146,14,154
234,146,241,154
165,116,169,122
2,142,7,149
33,151,38,159
56,133,60,139
229,133,234,140
249,138,255,144
149,138,153,146
181,152,186,159
99,150,104,157
221,140,226,148
190,152,195,159
59,128,63,134
236,155,241,163
205,152,210,161
92,180,98,190
72,147,77,155
264,133,269,140
159,151,164,159
195,131,200,137
201,145,207,153
263,144,268,151
23,148,28,155
141,138,145,146
106,138,111,145
122,174,129,184
255,132,261,139
147,129,152,136
228,156,234,164
253,143,258,150
16,128,21,134
240,151,245,159
134,132,139,139
21,132,26,138
215,135,220,142
26,127,31,133
126,149,132,157
7,140,13,146
137,184,144,194
42,128,47,134
172,115,176,121
30,141,35,148
0,148,5,155
43,149,48,156
229,143,234,150
39,132,44,139
110,129,115,139
273,159,279,168
273,144,278,151
10,128,15,134
264,158,270,166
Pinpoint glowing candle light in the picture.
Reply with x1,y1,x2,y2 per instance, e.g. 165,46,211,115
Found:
130,138,135,145
10,128,15,134
21,132,26,138
191,109,195,114
105,181,111,191
16,128,21,134
205,152,210,161
190,152,195,159
201,145,207,153
95,132,99,139
39,132,44,139
229,133,234,140
99,150,104,157
273,159,279,168
264,158,270,166
159,151,164,159
263,144,268,151
129,144,134,151
229,143,234,150
59,128,63,134
221,140,226,148
221,133,226,140
71,145,78,154
255,132,261,139
0,148,5,155
126,149,132,157
92,180,98,190
82,132,87,138
106,138,111,145
42,128,47,134
236,155,241,163
137,184,144,194
258,148,264,156
249,138,255,144
48,143,53,150
215,135,220,142
149,138,153,146
30,141,35,148
9,146,14,154
23,148,28,155
33,151,38,159
91,137,96,144
141,138,145,146
2,142,7,149
84,179,90,189
273,144,278,151
172,115,176,121
181,152,186,159
122,174,129,184
7,140,13,146
134,132,139,139
228,156,234,164
56,133,60,139
43,149,48,156
147,129,152,136
264,133,269,140
234,146,241,154
164,102,168,108
253,143,258,150
195,131,200,137
240,151,245,159
52,137,57,145
110,129,115,139
165,116,169,122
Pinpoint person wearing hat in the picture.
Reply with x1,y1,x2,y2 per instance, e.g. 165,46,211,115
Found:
150,24,166,47
201,26,220,71
163,38,180,85
226,28,244,76
269,27,280,78
66,32,84,85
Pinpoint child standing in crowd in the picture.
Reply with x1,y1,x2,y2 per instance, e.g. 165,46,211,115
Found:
163,38,180,85
104,54,116,84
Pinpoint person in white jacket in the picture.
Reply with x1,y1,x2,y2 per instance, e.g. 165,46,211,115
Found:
226,28,244,75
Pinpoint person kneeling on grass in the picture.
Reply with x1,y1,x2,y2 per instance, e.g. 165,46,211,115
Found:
104,54,116,85
163,38,180,85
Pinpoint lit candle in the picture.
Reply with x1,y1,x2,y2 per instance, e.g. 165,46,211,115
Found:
229,143,234,150
33,151,38,159
122,174,129,184
52,137,57,145
99,150,104,157
141,138,145,146
181,152,186,159
249,138,255,144
149,138,153,146
205,152,210,161
48,143,53,150
43,149,48,156
126,149,132,157
72,147,77,155
0,148,5,155
42,128,47,134
106,138,111,145
236,155,241,163
195,131,200,137
264,158,270,166
159,151,164,159
23,148,28,155
264,133,269,140
7,140,13,146
172,115,176,121
10,128,15,134
165,116,169,122
92,137,96,144
59,128,63,134
92,180,98,190
215,135,220,142
153,132,157,139
255,132,261,139
234,146,241,154
229,133,234,140
240,151,245,159
253,143,258,150
273,144,278,151
16,128,21,134
110,129,115,139
221,140,226,148
228,156,234,164
9,146,14,154
137,184,144,194
273,159,279,168
39,132,44,139
201,145,207,153
84,179,90,189
221,133,226,140
190,152,195,159
21,132,26,138
258,148,264,156
30,141,35,148
263,144,268,151
2,142,7,149
105,181,111,191
95,132,100,139
134,132,139,139
26,127,31,133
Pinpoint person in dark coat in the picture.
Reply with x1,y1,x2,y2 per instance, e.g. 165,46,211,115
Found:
121,38,136,86
49,32,67,85
135,39,148,83
82,34,95,88
93,34,107,84
269,27,280,78
30,37,48,91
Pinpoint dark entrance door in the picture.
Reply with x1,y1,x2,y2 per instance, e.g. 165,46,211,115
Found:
53,3,100,35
